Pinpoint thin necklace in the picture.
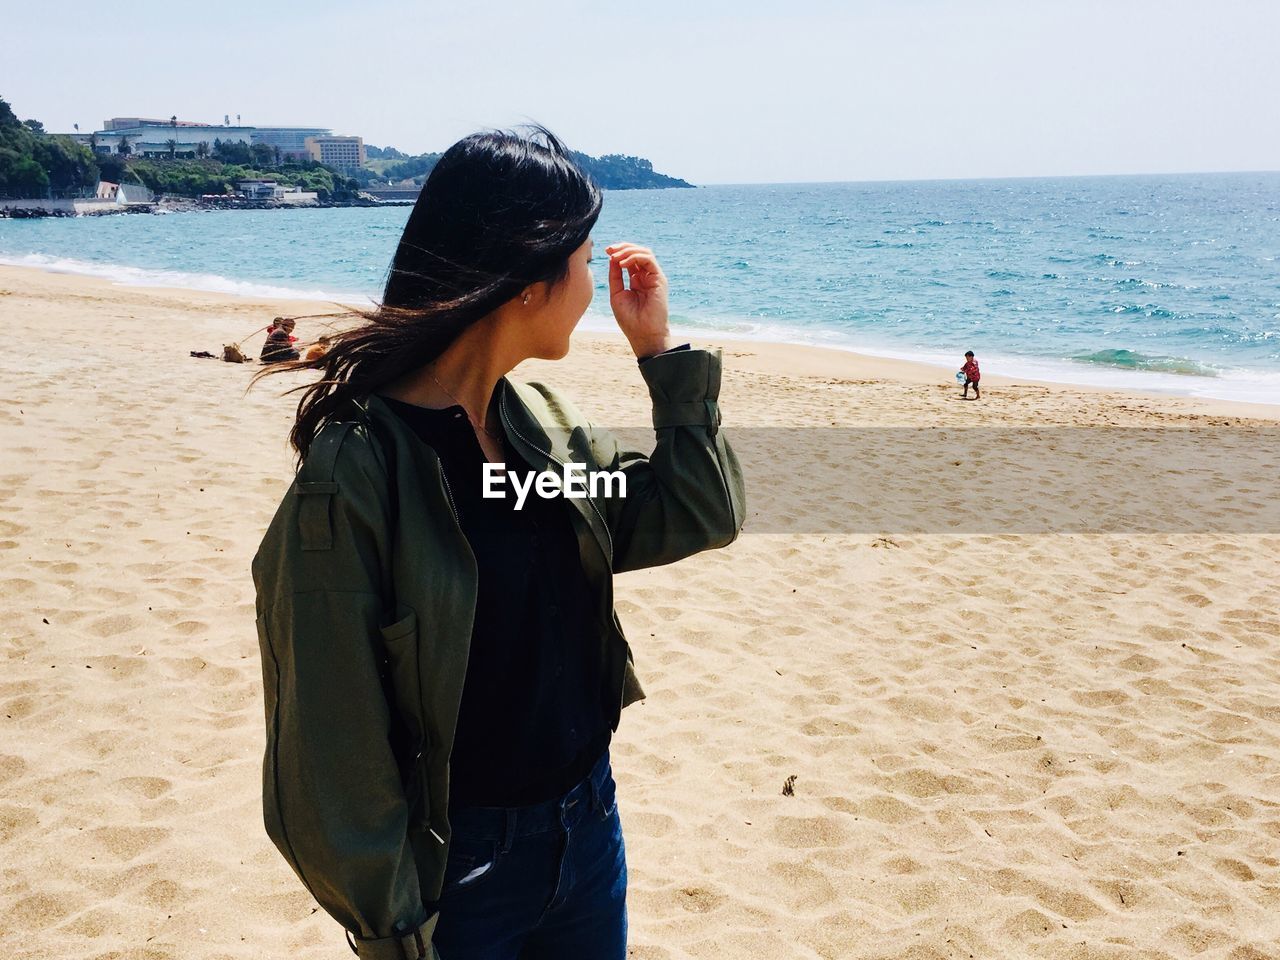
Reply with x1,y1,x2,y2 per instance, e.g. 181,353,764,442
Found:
425,366,504,441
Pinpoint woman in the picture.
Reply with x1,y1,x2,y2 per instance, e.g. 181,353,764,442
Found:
251,126,745,960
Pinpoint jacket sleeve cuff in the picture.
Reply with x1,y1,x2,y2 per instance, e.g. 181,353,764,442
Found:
346,913,438,959
638,347,723,433
636,342,691,364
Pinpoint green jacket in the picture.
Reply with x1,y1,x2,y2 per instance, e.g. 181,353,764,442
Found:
252,347,745,959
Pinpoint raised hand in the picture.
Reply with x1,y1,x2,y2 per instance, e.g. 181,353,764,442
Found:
606,242,672,359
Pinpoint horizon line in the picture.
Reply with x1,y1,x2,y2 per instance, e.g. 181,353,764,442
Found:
691,168,1280,188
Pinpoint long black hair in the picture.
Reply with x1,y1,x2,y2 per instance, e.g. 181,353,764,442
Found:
253,123,603,462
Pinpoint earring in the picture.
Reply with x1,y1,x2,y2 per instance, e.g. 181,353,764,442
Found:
523,293,530,305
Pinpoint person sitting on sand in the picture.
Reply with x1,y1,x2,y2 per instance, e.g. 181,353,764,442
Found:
961,350,981,400
303,335,332,363
260,318,301,363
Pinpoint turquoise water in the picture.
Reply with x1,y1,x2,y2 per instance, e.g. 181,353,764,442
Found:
3,173,1278,402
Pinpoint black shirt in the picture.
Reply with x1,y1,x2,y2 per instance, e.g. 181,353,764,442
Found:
379,392,611,809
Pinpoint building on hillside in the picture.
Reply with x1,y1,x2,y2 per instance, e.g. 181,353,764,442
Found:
103,117,219,131
362,179,423,201
237,179,284,199
235,180,318,202
304,135,366,171
250,127,332,158
119,183,154,203
95,181,154,204
80,121,254,158
78,116,365,167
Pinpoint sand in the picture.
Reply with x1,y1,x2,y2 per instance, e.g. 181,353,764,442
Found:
2,263,1278,959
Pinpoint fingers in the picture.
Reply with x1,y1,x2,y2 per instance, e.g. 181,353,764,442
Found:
606,243,658,269
608,255,625,297
606,243,665,291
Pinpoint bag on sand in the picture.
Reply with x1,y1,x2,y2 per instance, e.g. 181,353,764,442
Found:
223,343,249,363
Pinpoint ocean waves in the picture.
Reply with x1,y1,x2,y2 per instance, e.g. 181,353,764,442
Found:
0,252,371,305
1070,348,1220,377
2,172,1279,404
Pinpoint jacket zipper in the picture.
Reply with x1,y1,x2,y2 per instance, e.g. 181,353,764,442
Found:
499,387,614,559
437,465,460,526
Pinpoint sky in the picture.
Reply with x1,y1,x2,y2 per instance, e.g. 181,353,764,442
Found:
5,0,1278,185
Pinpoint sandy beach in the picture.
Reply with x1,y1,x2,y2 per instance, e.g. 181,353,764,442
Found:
2,263,1279,959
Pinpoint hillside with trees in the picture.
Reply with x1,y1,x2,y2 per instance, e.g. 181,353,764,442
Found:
0,96,358,201
0,97,99,198
106,136,354,200
573,152,692,189
365,146,693,190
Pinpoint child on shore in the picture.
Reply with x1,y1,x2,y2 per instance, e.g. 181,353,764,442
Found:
303,335,332,362
960,350,981,400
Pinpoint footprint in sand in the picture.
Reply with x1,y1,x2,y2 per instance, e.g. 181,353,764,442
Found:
86,825,171,862
673,885,726,914
0,804,40,843
87,614,139,638
139,878,185,909
0,519,27,538
1118,653,1160,673
1215,858,1256,881
880,854,925,875
773,814,852,847
2,695,39,720
9,892,78,928
0,754,29,785
115,776,172,800
768,861,840,912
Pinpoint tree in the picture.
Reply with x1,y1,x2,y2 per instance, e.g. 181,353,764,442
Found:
0,98,97,196
117,135,132,157
250,142,275,168
384,152,443,182
97,153,127,184
166,139,177,160
273,144,282,166
0,98,20,129
213,139,252,165
0,155,50,197
195,140,209,159
33,136,99,196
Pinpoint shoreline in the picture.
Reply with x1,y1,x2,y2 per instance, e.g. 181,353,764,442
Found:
0,196,413,219
3,261,1277,421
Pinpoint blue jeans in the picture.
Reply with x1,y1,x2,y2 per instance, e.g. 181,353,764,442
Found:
428,750,627,960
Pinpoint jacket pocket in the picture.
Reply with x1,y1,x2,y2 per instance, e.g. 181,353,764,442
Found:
378,606,429,829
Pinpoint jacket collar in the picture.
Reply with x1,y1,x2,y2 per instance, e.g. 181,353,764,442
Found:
359,380,614,565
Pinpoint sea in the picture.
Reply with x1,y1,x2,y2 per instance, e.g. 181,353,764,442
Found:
2,172,1278,404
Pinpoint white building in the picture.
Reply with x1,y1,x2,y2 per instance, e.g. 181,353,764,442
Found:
73,116,367,170
235,180,318,202
82,122,254,158
95,181,154,204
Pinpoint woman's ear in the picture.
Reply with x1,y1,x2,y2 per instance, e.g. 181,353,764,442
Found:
522,280,552,306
